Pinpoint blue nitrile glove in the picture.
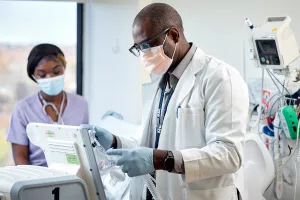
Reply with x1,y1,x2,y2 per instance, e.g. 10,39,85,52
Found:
106,147,155,177
102,110,124,120
82,125,113,150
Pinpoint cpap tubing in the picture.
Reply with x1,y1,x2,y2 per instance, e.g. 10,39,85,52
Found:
89,129,169,200
105,151,169,200
107,151,163,200
106,153,167,200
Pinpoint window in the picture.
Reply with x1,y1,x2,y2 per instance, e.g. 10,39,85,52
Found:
0,1,77,166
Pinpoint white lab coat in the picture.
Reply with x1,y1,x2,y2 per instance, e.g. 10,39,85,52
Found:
119,48,249,200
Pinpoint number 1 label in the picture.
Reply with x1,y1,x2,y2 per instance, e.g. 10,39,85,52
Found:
52,187,60,200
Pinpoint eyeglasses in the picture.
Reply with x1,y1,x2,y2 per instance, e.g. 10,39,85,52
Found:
129,28,170,57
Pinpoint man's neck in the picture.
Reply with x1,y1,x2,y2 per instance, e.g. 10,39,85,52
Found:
168,42,191,73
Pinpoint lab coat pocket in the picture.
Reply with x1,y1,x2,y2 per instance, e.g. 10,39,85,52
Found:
187,185,238,200
176,107,205,149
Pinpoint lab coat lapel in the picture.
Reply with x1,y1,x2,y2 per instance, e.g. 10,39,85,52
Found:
158,48,207,149
170,48,207,111
141,49,207,148
140,88,159,147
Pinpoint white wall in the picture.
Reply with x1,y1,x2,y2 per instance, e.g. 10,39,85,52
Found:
84,0,300,125
84,0,140,125
163,0,300,78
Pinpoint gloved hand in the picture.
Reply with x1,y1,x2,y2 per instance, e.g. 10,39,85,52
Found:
82,125,113,150
106,147,155,177
102,110,124,120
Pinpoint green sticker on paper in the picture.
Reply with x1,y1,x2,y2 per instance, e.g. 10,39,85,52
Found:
45,130,55,137
66,154,80,164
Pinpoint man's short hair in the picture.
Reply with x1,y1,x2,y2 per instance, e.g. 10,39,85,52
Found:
133,3,184,34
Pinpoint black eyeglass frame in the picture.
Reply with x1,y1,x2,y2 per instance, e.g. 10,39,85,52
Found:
129,28,171,57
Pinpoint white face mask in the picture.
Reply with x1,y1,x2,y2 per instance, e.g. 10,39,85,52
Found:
34,75,65,96
141,35,177,75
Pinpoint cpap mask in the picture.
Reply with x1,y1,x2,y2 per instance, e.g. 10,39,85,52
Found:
88,129,125,184
88,128,171,200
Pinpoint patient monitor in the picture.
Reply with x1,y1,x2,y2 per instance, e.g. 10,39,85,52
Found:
0,123,106,200
24,123,106,200
252,16,300,70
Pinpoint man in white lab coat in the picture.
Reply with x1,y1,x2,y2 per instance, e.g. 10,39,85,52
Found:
90,3,249,200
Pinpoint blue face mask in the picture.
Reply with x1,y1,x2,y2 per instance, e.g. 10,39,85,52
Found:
36,75,65,96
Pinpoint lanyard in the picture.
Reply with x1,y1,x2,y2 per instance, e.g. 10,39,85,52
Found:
155,86,174,148
39,92,65,125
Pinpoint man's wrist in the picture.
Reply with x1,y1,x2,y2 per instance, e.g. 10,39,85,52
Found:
111,135,117,149
153,149,168,170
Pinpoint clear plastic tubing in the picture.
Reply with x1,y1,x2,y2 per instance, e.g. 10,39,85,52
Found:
142,174,163,200
89,128,166,200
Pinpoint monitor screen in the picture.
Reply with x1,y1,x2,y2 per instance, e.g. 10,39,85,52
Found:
256,40,278,54
255,40,280,65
